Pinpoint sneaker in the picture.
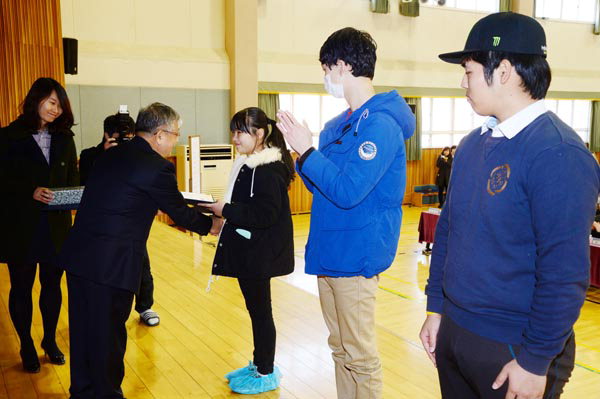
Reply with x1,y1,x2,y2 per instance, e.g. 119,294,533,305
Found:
225,361,256,382
229,367,282,394
139,309,160,326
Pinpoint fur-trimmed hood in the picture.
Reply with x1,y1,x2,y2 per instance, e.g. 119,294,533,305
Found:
244,147,282,168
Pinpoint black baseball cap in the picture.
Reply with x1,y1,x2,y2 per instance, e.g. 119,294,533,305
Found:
439,12,547,64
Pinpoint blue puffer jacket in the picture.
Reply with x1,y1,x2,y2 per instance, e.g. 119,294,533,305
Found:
297,90,415,277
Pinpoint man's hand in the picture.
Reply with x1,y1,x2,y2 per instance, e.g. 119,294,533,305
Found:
103,137,118,151
33,187,54,204
276,110,313,156
419,313,442,367
493,359,546,399
210,216,224,236
204,200,226,217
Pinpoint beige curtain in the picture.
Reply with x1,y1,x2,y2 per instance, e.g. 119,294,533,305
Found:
499,0,513,12
404,97,421,161
258,93,280,120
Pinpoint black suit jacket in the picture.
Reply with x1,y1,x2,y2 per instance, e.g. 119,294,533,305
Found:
0,118,79,263
79,142,104,185
60,136,211,292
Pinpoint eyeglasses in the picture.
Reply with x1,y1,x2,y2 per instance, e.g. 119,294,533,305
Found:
161,129,180,137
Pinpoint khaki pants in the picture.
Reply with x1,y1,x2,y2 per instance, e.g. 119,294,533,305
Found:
318,275,382,399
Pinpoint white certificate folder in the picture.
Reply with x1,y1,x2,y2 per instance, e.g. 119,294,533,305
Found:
181,191,215,204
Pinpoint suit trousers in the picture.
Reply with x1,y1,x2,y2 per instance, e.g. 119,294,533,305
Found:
436,316,575,399
318,275,382,399
134,251,154,313
67,273,133,399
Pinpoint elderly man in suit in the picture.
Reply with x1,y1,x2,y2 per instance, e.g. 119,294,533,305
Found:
60,102,216,399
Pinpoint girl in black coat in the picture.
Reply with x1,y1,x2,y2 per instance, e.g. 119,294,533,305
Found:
435,147,452,207
0,78,79,373
205,107,294,395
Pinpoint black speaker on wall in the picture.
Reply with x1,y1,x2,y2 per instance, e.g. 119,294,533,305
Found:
63,38,78,75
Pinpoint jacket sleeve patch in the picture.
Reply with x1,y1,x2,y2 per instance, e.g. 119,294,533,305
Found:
358,141,377,161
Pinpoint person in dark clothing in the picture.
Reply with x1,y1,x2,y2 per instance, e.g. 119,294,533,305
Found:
435,147,451,207
0,77,79,373
79,112,160,327
60,103,218,399
420,13,600,399
205,107,295,395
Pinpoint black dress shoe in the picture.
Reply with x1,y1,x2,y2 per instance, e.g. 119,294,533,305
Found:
20,347,41,373
41,341,65,365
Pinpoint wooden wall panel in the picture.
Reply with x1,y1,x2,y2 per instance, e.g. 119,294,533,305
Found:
0,0,64,127
404,148,441,203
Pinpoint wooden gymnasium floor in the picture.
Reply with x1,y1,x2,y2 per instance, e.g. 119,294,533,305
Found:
1,206,599,398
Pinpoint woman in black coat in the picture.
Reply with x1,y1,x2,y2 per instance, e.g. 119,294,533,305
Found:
206,107,294,395
435,147,452,207
0,78,79,373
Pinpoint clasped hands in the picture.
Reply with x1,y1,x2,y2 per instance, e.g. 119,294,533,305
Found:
276,110,313,156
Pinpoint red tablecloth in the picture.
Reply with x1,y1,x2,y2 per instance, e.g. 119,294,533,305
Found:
590,244,600,288
418,212,440,244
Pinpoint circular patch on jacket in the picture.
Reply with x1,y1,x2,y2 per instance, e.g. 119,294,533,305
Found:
487,164,510,196
358,141,377,160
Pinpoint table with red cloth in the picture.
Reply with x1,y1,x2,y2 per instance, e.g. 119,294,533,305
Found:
590,242,600,288
418,211,440,244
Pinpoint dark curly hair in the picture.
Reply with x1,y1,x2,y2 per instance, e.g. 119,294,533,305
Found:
319,27,377,79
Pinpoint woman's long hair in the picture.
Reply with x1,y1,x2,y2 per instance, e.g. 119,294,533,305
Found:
230,107,295,186
440,147,450,156
20,77,74,131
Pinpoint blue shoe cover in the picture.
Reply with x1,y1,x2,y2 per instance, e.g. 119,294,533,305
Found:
225,361,256,382
229,366,282,394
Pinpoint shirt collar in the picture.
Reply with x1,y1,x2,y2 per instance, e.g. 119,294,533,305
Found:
480,100,547,139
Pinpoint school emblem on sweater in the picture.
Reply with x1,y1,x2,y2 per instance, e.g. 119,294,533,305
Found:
487,164,510,196
358,141,377,160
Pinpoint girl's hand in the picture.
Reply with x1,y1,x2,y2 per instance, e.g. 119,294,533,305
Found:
33,187,54,204
210,216,224,236
204,200,226,217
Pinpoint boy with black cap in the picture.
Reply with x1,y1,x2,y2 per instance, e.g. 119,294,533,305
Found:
419,12,600,399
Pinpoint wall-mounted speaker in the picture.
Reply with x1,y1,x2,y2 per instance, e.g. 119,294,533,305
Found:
63,38,78,75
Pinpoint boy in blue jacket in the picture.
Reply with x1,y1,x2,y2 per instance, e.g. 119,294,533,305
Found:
278,27,415,399
419,12,600,399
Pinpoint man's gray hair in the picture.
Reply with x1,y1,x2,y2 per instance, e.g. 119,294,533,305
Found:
135,102,181,135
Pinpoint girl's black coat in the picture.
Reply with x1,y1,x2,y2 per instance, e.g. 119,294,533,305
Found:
0,118,79,263
212,151,294,279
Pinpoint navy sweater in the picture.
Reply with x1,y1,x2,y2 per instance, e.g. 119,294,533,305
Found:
426,112,600,375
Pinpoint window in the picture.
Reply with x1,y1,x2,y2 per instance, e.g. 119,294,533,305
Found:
421,97,592,148
535,0,597,24
278,93,348,148
421,97,486,148
420,0,499,13
544,99,592,143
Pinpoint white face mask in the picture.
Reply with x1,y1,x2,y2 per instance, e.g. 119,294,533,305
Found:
324,74,345,99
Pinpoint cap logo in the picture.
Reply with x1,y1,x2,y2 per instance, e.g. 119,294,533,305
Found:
492,36,501,47
541,45,547,55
